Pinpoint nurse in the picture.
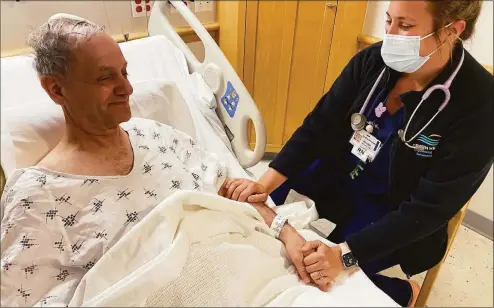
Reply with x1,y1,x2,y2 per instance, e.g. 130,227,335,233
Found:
223,1,493,306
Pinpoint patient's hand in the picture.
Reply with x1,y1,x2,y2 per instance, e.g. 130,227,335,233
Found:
279,224,315,284
302,241,344,292
222,178,268,203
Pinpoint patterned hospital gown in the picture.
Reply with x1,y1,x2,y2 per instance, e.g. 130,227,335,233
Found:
0,118,227,307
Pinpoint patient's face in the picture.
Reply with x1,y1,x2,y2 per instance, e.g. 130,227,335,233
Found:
60,33,133,130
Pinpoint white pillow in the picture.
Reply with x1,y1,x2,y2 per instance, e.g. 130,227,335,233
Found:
0,36,199,178
129,80,196,140
0,79,195,177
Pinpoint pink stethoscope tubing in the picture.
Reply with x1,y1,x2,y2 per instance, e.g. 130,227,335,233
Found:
356,48,465,149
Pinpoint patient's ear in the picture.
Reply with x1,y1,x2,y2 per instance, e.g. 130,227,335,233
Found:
39,75,66,106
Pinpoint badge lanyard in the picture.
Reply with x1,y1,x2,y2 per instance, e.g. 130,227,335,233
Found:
349,91,400,178
350,88,391,164
350,49,465,151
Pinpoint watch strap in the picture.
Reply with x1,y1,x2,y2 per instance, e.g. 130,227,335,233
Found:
339,242,351,254
339,242,358,268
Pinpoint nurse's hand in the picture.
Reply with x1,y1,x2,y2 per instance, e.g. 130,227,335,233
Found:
223,178,268,203
301,241,344,292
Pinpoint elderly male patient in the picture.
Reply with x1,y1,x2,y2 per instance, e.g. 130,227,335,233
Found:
0,15,312,306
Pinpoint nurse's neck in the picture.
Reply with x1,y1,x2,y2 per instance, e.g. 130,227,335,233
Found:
405,46,453,91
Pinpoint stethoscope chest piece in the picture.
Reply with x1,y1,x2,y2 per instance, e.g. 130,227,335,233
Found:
397,129,404,141
351,113,367,131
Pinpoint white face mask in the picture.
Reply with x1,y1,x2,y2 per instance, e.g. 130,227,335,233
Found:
381,23,452,73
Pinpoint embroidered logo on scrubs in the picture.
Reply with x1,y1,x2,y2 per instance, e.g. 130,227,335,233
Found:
412,134,441,158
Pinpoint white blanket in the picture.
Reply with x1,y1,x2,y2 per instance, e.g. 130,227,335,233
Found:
69,191,399,307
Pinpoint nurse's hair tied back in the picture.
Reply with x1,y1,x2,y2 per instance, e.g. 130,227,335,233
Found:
427,0,482,41
27,14,106,76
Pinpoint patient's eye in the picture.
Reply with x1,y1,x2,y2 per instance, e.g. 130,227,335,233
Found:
98,74,113,82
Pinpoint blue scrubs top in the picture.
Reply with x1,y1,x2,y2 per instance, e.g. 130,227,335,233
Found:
270,87,404,240
339,87,404,238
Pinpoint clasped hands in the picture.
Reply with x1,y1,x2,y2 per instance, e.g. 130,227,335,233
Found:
219,178,345,292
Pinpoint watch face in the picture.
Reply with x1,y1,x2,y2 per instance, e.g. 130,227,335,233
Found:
342,253,358,267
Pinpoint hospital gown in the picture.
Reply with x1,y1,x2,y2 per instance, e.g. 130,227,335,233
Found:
0,118,227,307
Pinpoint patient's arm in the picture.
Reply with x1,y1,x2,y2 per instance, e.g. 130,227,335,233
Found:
219,179,314,283
1,191,84,307
249,202,312,284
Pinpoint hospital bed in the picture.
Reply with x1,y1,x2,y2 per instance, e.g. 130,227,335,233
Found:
0,1,399,307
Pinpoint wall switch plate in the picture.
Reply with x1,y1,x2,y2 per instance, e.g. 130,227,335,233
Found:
131,0,146,18
195,0,213,13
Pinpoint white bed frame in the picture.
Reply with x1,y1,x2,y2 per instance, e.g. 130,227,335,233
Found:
0,1,266,193
148,0,266,168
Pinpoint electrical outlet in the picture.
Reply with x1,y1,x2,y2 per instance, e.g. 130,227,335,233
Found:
131,0,146,18
145,0,154,16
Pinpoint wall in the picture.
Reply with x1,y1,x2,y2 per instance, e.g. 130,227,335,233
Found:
1,1,147,52
0,0,214,60
363,1,494,232
363,0,493,66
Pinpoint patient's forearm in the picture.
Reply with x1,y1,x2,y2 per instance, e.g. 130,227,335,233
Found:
250,202,277,226
250,202,296,244
258,168,287,194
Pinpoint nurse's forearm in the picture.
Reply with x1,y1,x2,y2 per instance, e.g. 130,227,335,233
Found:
258,168,287,194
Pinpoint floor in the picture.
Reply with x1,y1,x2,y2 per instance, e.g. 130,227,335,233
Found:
247,160,494,307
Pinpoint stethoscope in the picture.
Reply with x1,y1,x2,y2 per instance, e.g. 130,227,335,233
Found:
350,48,465,149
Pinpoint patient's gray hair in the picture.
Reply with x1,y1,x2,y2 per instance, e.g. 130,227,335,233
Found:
27,14,106,76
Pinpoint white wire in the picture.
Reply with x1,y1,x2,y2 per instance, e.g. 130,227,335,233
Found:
359,68,387,115
402,98,443,148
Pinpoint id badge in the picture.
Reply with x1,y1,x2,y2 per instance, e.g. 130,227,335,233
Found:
350,130,382,162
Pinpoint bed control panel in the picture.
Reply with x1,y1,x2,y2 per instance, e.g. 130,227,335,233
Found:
220,82,239,118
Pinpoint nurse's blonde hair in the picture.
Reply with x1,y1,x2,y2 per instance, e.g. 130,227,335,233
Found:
427,0,482,41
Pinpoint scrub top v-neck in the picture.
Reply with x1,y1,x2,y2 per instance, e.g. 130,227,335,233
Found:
340,87,404,237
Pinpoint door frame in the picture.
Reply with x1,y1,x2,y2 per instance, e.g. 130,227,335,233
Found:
219,0,369,89
324,1,368,91
219,0,368,153
218,1,247,78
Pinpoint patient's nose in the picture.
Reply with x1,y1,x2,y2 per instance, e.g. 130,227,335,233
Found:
115,75,133,96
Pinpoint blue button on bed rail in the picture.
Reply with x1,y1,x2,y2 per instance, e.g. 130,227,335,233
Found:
221,81,239,118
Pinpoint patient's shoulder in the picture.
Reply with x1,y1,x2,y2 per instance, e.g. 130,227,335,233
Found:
1,168,54,219
122,117,196,144
122,117,174,133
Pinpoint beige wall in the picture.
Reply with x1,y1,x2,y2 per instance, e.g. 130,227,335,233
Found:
363,0,493,66
1,1,147,52
0,0,214,60
363,1,494,221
